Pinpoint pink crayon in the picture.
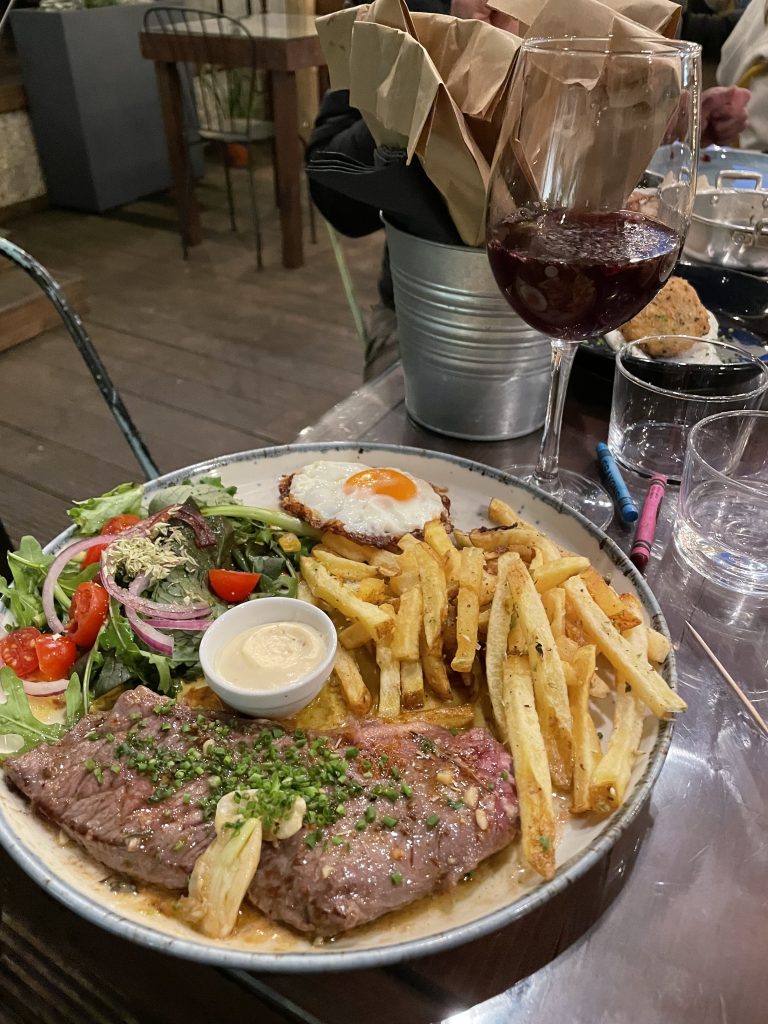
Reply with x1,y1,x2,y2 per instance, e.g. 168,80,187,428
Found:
630,475,668,572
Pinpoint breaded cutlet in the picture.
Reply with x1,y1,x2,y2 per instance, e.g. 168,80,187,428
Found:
621,277,710,356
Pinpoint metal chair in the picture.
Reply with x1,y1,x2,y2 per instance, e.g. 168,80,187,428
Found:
0,237,160,566
144,6,315,269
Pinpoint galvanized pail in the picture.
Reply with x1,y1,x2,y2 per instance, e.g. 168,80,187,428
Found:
385,221,551,441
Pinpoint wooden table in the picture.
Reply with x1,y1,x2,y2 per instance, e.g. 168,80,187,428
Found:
2,365,767,1023
139,14,325,270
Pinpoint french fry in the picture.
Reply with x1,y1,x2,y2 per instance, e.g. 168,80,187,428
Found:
532,556,591,593
590,673,612,699
300,557,394,642
313,547,379,580
468,526,542,552
647,627,671,664
589,598,647,813
505,553,574,790
487,499,561,562
320,531,379,563
339,620,370,650
477,606,491,635
392,585,422,662
376,640,401,718
502,654,556,878
354,578,389,604
424,520,461,588
397,703,475,729
572,645,597,689
368,550,402,577
581,569,641,632
479,570,497,606
453,528,472,549
485,552,515,740
400,660,425,710
569,662,602,813
542,588,566,638
401,540,447,653
555,635,580,664
332,647,372,716
297,580,316,606
451,546,484,673
563,578,687,716
419,633,452,699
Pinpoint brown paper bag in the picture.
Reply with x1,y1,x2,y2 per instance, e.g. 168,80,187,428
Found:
504,0,684,209
487,0,681,37
316,0,522,244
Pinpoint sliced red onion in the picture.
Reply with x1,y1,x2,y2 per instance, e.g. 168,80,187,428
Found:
99,569,210,621
22,677,69,697
42,536,107,634
124,576,174,657
143,617,212,631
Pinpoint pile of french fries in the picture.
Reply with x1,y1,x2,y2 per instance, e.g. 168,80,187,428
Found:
298,497,685,880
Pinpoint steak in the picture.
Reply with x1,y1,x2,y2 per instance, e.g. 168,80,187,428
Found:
4,687,518,937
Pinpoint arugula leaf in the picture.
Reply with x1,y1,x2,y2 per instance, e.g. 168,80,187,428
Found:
67,482,143,535
100,601,178,696
65,673,84,727
147,476,239,517
0,667,64,757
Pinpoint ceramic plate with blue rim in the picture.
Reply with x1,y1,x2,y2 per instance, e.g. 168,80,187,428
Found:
577,262,768,389
0,443,678,971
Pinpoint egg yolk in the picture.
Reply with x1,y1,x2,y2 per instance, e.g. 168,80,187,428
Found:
343,468,417,502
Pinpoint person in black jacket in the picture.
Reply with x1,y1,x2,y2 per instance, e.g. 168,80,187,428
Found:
307,0,476,378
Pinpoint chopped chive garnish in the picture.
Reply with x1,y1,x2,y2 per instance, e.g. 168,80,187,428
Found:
389,871,403,886
425,813,440,829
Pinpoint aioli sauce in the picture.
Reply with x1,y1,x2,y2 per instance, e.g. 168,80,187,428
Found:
216,621,326,691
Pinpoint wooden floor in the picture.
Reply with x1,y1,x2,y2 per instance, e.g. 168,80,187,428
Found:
0,159,382,543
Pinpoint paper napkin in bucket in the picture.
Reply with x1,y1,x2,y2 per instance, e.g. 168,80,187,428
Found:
316,0,521,245
487,0,681,37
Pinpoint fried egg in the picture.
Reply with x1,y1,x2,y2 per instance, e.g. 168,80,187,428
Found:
279,461,449,547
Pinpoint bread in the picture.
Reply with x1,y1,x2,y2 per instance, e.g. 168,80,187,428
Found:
620,277,710,356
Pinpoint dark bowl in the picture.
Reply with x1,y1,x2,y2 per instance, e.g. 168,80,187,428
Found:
572,263,768,403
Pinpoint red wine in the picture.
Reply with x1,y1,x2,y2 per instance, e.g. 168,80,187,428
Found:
487,209,680,340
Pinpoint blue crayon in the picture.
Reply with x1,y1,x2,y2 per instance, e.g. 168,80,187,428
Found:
596,443,638,524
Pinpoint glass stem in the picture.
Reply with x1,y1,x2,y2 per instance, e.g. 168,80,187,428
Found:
533,338,577,490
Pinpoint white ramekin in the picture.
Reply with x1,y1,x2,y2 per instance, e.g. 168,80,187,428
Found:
198,596,337,718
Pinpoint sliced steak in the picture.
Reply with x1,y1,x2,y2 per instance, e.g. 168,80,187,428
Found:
4,687,518,937
249,719,518,936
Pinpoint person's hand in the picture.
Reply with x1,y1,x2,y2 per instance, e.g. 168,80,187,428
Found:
450,0,519,33
700,86,751,147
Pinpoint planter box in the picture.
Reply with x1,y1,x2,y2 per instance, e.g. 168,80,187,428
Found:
11,4,173,212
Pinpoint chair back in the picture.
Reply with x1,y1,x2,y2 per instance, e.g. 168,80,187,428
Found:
143,6,268,142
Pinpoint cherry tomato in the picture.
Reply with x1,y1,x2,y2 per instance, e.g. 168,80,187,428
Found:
82,513,142,566
208,569,261,603
67,581,109,648
0,627,42,677
34,635,77,682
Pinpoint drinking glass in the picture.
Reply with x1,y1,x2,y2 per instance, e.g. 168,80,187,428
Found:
675,410,768,593
486,37,701,527
609,337,768,481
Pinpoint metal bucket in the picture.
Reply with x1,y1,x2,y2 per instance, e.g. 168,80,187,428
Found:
385,220,551,441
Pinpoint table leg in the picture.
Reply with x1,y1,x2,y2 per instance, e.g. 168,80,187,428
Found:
271,69,303,269
153,60,201,251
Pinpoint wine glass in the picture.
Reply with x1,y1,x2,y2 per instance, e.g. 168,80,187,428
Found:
486,36,701,527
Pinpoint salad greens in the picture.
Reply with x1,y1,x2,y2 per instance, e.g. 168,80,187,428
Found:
67,482,144,535
0,668,82,756
0,476,319,752
0,536,100,630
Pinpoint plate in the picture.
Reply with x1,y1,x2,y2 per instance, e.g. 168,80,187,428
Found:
575,262,768,394
0,443,677,971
